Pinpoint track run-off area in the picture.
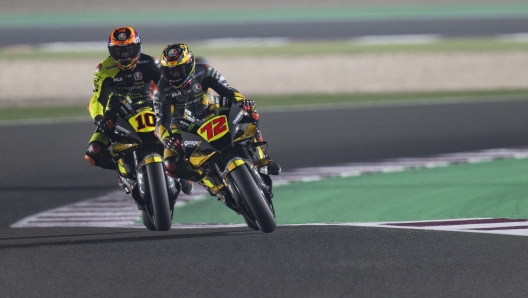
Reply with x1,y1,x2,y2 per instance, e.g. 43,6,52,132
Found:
12,147,528,238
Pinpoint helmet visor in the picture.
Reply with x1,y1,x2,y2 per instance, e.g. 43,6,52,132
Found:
162,64,192,85
109,44,140,62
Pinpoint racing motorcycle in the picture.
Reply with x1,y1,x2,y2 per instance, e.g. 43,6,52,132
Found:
176,99,277,233
107,98,180,231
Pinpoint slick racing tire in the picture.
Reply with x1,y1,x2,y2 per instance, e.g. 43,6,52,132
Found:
142,210,157,231
243,214,260,231
146,163,173,231
230,165,276,233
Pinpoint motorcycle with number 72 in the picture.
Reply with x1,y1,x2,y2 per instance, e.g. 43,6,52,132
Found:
175,98,277,233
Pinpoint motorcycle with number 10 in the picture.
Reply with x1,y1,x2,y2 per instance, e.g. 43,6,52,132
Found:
174,97,277,233
106,98,180,231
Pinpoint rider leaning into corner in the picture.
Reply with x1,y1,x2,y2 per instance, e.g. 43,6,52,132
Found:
84,27,194,195
153,43,281,181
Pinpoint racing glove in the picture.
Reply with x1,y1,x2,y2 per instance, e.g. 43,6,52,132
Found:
237,99,260,121
164,136,183,158
237,99,256,113
94,115,115,135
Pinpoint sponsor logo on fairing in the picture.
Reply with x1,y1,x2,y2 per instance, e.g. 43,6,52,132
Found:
115,125,131,135
114,77,123,82
184,141,201,147
139,60,150,64
184,114,196,122
233,111,244,124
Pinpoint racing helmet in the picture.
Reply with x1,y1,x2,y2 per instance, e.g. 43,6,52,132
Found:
108,27,141,70
160,44,195,89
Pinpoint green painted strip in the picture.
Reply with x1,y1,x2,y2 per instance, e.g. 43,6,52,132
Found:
172,158,528,224
1,4,528,28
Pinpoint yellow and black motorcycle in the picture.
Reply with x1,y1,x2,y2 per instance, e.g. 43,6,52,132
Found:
108,99,179,231
177,100,277,233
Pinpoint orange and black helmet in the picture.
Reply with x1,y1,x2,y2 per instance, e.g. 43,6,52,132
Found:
108,26,141,70
160,44,195,89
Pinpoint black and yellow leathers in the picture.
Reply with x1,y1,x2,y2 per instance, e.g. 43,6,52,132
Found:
154,63,272,178
85,53,161,169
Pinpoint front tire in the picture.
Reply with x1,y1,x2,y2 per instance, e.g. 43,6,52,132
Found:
243,215,260,231
146,163,172,231
230,165,276,233
142,211,156,231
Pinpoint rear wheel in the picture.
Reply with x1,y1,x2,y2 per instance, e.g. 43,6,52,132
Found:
230,165,276,233
146,163,172,231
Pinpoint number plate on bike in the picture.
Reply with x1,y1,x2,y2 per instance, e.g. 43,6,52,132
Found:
198,115,228,142
129,110,156,133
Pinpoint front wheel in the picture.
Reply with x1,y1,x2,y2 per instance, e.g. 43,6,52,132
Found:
243,215,260,231
230,165,276,233
146,163,172,231
142,211,156,231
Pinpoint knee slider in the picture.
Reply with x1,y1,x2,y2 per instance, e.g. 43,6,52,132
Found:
85,141,115,169
164,156,178,178
164,156,177,171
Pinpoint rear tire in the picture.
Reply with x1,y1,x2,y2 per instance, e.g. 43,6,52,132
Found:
146,163,172,231
230,165,276,233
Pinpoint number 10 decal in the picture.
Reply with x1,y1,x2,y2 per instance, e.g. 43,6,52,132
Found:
198,116,228,142
134,112,156,132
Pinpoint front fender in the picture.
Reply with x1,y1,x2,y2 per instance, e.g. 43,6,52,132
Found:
137,153,164,201
223,158,246,176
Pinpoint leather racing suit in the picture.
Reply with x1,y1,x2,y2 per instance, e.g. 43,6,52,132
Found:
154,63,272,180
85,53,161,169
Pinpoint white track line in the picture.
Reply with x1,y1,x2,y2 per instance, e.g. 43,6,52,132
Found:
11,147,528,236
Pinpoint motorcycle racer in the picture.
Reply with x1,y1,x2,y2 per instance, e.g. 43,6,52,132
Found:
84,27,194,194
154,43,281,179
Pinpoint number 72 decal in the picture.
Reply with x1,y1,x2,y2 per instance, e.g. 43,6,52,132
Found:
198,115,229,141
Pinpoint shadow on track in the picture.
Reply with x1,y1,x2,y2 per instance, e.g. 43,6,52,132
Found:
0,228,258,250
0,186,118,191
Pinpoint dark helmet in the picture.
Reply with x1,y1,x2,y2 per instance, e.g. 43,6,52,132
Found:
160,44,195,89
108,26,141,70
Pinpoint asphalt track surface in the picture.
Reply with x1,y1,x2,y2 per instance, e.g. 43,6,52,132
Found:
3,100,528,297
2,17,528,47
